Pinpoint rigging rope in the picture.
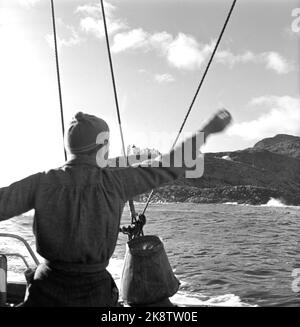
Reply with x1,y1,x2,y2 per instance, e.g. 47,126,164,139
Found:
50,0,67,162
142,0,238,215
100,0,137,221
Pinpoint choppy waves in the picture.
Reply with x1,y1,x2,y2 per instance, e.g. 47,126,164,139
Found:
1,203,300,306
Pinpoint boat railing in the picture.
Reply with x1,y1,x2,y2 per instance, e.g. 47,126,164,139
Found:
0,253,31,269
0,233,39,266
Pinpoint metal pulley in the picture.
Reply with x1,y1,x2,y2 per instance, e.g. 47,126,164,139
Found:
120,214,146,240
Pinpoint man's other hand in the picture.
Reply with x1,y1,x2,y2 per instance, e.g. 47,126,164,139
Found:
205,109,232,135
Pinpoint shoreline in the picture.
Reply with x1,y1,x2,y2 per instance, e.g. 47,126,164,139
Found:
129,200,300,208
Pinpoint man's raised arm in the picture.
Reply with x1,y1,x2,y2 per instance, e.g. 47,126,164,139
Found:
108,109,232,201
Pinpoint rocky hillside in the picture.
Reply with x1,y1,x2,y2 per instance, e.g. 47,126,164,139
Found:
253,134,300,160
132,134,300,205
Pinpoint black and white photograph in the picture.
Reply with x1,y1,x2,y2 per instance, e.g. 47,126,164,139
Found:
0,0,299,316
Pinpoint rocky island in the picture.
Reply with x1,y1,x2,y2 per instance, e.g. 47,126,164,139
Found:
114,134,300,206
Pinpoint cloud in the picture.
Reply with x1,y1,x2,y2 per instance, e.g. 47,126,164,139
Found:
216,50,294,74
163,34,214,70
112,30,216,70
227,96,300,140
262,52,293,74
76,2,115,17
76,2,127,38
111,27,293,74
148,31,173,49
154,73,175,83
79,17,104,39
215,50,256,67
249,95,283,106
80,15,125,38
45,20,82,50
111,29,148,52
74,3,294,74
138,69,175,83
111,30,173,54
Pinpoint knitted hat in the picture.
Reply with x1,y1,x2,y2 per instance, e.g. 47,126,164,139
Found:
65,112,109,154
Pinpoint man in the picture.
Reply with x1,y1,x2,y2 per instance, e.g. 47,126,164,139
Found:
0,109,231,306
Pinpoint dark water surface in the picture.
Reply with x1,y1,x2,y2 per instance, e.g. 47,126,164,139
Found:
1,202,299,307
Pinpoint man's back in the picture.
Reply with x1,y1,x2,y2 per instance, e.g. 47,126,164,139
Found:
34,155,126,268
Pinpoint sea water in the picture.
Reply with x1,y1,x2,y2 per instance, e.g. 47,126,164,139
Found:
1,202,299,307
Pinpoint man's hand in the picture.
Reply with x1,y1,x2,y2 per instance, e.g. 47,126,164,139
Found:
204,109,232,135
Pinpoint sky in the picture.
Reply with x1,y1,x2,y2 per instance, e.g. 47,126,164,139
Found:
0,0,299,186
